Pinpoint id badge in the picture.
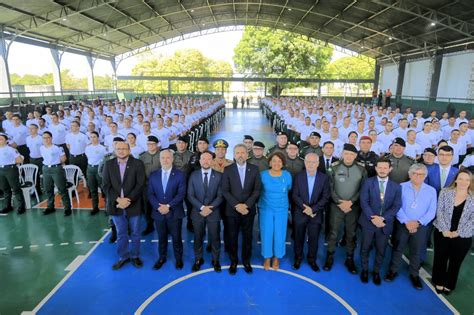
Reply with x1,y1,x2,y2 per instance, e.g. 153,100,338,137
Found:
411,201,417,209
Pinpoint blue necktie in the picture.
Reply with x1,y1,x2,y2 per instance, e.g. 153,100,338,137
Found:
162,171,169,192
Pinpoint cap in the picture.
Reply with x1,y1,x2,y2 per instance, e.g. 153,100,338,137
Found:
177,136,189,143
287,140,299,147
198,136,209,144
113,136,125,142
244,135,254,141
423,147,437,156
309,131,321,138
343,143,358,154
213,139,229,149
147,135,159,143
359,136,372,143
276,131,287,137
253,141,265,149
392,137,406,147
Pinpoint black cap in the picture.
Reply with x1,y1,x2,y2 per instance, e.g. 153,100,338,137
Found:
288,140,299,147
177,136,189,143
392,137,406,147
276,131,287,137
147,135,159,143
113,136,125,142
309,131,321,138
198,136,209,144
253,141,265,148
244,135,254,141
343,143,358,154
423,147,437,156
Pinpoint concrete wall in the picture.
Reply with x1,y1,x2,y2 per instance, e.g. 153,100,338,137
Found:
402,59,430,98
379,63,397,92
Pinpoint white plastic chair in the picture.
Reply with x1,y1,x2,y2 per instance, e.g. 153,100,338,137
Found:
63,165,81,205
19,164,40,209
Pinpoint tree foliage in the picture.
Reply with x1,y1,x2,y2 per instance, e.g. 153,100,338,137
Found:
10,70,113,90
325,56,375,80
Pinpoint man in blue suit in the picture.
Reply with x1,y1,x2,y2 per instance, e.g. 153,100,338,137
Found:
359,157,402,285
187,151,223,272
292,153,331,272
148,149,187,270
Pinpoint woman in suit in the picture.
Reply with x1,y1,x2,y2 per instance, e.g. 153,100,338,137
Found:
432,170,474,294
259,151,292,270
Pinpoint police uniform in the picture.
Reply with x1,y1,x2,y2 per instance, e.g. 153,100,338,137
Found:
325,144,367,270
386,138,415,184
85,143,106,213
247,141,269,172
300,145,323,158
40,143,72,215
211,139,233,173
174,149,193,174
285,156,305,179
0,140,25,214
267,131,288,157
244,135,254,159
356,150,379,177
65,131,89,180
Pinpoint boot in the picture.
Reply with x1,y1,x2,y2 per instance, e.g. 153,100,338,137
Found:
109,225,117,243
345,255,357,274
323,252,335,271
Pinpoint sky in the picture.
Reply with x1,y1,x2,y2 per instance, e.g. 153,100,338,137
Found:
6,29,347,78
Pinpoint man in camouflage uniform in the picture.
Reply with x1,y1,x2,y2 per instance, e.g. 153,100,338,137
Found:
211,139,233,173
188,136,209,172
267,131,288,158
173,136,194,232
386,137,415,183
300,131,323,158
356,136,379,177
324,144,367,274
247,141,269,172
243,135,254,159
285,140,305,179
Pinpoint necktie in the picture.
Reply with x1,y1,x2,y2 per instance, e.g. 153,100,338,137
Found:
326,159,330,170
441,168,447,187
162,171,169,192
203,172,209,193
379,180,385,215
239,167,245,188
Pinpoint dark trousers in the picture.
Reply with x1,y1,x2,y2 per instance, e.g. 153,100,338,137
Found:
226,214,255,264
0,166,25,210
191,211,221,261
293,216,322,263
42,165,71,211
155,218,183,261
360,227,390,272
29,157,43,191
324,204,331,239
17,145,30,164
389,220,427,276
69,154,88,180
86,166,101,209
327,203,360,255
420,221,434,263
432,229,472,290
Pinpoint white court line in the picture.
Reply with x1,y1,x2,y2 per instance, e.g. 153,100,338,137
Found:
401,255,459,315
29,230,111,314
60,243,69,246
134,265,357,315
65,255,85,271
13,246,24,250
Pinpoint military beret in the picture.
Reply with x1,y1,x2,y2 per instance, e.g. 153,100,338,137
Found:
244,135,254,141
147,135,159,143
177,136,189,143
423,148,437,156
198,136,209,144
276,131,287,137
309,131,321,138
343,143,358,154
253,141,265,148
213,139,229,148
359,136,372,143
287,140,299,147
392,137,406,147
113,136,125,142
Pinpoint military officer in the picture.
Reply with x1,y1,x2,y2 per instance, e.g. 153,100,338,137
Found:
189,136,209,172
243,135,254,159
211,139,233,173
356,136,379,177
247,141,269,172
267,131,288,157
285,140,305,179
300,131,323,158
173,136,193,175
386,137,415,183
0,134,26,214
40,131,72,216
84,131,106,215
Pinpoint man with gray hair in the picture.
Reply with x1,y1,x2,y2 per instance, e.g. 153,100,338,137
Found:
385,163,437,290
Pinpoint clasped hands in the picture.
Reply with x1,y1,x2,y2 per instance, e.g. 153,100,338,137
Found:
338,200,353,213
200,205,213,217
158,203,170,215
116,197,131,209
405,220,420,234
370,215,386,228
303,204,316,218
442,231,459,238
235,203,249,215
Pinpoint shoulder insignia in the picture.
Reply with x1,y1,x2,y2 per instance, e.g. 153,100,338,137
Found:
406,155,415,161
331,160,341,167
356,161,366,168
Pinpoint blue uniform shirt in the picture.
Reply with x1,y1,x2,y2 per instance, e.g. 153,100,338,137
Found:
397,182,437,226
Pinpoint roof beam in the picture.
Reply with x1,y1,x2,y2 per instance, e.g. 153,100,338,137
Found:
291,0,320,32
206,0,219,28
320,0,357,29
273,0,289,28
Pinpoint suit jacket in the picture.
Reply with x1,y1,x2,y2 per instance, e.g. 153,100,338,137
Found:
318,156,339,174
292,170,330,224
102,156,146,217
187,169,223,221
425,165,459,194
147,167,186,221
359,176,402,235
221,163,262,217
434,188,474,238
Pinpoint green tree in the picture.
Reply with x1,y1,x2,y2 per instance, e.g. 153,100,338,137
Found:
325,56,375,95
233,26,333,95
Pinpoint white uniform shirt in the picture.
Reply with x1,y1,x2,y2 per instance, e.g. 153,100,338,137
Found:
85,144,106,166
40,145,65,165
26,135,43,158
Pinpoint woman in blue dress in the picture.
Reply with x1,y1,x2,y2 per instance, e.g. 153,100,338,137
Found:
259,151,292,270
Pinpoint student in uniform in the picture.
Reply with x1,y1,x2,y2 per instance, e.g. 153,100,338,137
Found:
85,131,106,215
65,121,89,180
0,134,26,214
26,124,44,192
40,131,72,216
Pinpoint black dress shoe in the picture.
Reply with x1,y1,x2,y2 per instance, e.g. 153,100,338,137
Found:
344,256,357,274
373,272,381,285
243,263,253,274
309,261,320,272
443,288,451,295
112,258,130,270
409,275,423,290
323,252,334,271
384,271,398,282
153,259,167,270
212,260,222,273
17,208,26,215
292,259,302,270
175,259,184,270
0,207,13,214
90,208,100,216
64,209,72,216
192,258,204,272
229,263,237,275
131,257,143,268
141,224,155,236
360,270,369,283
43,208,56,215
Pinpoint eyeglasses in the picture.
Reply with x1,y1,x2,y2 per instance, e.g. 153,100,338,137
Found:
411,172,426,177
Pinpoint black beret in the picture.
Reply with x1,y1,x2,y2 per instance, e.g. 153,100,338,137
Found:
276,131,287,137
147,135,159,143
244,135,254,141
198,136,209,144
309,131,321,138
253,141,265,148
343,143,358,153
392,137,406,147
423,148,437,156
113,136,125,142
177,136,189,143
288,140,299,147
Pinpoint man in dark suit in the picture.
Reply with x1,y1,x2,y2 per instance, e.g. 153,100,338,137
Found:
359,157,402,285
102,140,146,270
222,144,262,275
187,151,223,272
292,153,331,272
318,141,339,174
147,149,187,270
